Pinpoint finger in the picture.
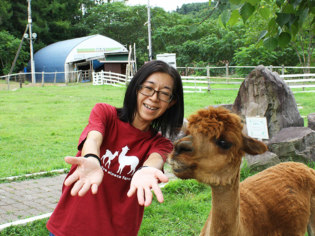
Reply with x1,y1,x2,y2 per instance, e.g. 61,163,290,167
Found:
137,187,145,206
155,171,169,183
91,183,99,195
78,182,91,197
65,156,83,166
127,185,136,198
151,184,164,203
71,180,84,196
64,172,79,186
144,187,153,207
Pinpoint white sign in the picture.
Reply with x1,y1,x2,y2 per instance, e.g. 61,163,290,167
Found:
156,53,176,68
246,117,269,140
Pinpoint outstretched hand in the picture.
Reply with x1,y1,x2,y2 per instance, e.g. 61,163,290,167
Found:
127,167,168,207
64,156,104,197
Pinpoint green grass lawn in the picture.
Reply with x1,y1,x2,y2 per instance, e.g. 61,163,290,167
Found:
0,82,313,235
0,82,314,178
0,83,239,178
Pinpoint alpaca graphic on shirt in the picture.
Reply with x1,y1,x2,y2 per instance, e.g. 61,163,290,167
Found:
101,149,119,168
117,146,139,175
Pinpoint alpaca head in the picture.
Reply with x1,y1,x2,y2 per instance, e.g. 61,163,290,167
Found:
168,106,268,186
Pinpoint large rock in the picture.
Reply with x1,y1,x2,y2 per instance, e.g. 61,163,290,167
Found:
232,65,304,139
268,127,315,163
308,113,315,131
244,151,280,172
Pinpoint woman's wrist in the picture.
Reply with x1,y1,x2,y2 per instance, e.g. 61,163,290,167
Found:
84,153,102,166
137,166,148,172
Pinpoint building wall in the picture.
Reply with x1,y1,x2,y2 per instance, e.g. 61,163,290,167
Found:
103,63,126,74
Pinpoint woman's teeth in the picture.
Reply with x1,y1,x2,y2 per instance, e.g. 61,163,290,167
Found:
144,104,158,110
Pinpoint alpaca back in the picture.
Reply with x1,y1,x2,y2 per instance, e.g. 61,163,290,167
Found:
239,162,315,235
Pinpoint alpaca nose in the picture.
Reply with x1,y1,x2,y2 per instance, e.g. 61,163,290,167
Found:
174,136,193,155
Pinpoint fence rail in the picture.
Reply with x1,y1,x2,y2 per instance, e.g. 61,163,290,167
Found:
92,71,130,86
1,66,315,93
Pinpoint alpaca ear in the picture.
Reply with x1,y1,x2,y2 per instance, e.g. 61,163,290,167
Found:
242,134,268,155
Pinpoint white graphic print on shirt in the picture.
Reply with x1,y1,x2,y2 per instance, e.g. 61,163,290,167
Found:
102,149,119,168
101,145,140,178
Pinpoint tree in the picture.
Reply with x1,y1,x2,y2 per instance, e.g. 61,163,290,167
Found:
0,0,12,28
214,0,314,71
0,31,28,75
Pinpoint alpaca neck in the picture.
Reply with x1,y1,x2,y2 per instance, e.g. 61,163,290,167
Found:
209,172,240,236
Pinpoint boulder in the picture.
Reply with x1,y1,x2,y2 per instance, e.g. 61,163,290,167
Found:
232,65,304,139
308,113,315,131
267,127,315,163
244,151,280,172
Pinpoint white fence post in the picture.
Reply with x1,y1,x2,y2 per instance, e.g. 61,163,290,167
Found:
41,71,44,86
207,66,210,92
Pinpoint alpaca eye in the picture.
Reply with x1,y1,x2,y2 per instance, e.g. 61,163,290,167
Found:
216,139,232,150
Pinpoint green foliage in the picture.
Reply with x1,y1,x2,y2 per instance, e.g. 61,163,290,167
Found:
240,2,256,23
0,1,312,74
234,44,299,76
0,31,29,74
0,0,12,27
222,0,314,55
176,2,209,15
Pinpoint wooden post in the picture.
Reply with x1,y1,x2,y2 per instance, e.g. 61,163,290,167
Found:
7,75,10,90
207,66,211,92
76,71,79,83
41,71,44,87
54,72,57,84
19,72,23,88
226,63,229,83
269,65,273,72
282,65,285,75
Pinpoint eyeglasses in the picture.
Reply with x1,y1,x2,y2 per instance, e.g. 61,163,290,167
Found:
138,85,173,103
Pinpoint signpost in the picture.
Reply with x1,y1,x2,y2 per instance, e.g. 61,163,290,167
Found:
246,117,269,140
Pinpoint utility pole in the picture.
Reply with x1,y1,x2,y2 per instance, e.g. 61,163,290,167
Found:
28,0,36,84
147,0,152,61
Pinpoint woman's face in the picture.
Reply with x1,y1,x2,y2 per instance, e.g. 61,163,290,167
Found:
133,72,176,131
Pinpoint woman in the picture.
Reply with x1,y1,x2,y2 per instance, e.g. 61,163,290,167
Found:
47,60,184,236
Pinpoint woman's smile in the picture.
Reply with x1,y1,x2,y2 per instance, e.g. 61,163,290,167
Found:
132,72,175,131
143,103,158,111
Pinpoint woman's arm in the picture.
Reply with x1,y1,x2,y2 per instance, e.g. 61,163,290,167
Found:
64,130,104,196
127,152,168,207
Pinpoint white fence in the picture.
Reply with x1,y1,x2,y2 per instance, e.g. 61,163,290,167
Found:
0,70,91,90
1,66,314,94
92,71,130,87
91,70,315,93
180,74,315,93
279,74,315,92
181,76,243,93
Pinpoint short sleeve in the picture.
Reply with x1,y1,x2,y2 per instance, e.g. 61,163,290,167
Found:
147,136,174,162
77,103,116,151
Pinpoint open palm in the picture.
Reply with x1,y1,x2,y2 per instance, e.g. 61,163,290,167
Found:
64,156,104,196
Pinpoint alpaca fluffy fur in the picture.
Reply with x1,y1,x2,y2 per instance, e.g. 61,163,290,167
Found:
168,106,315,236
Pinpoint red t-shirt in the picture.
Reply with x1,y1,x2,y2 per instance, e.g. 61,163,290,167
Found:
47,103,173,236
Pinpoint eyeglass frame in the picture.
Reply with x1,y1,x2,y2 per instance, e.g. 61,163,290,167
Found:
138,85,174,103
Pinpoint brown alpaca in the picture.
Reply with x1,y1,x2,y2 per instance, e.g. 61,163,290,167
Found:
168,106,315,236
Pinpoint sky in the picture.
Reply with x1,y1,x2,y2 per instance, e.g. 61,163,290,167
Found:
126,0,209,12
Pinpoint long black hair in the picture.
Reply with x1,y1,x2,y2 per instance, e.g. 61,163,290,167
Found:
117,60,184,139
